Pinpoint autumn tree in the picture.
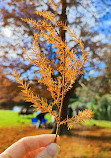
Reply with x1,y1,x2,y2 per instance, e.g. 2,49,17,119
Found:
0,68,19,109
0,69,52,109
0,0,110,76
0,0,110,134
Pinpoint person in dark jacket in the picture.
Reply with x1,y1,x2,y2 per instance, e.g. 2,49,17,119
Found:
36,112,47,128
67,105,73,118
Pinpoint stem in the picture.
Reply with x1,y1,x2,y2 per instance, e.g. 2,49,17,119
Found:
54,43,65,143
54,123,59,143
54,0,66,141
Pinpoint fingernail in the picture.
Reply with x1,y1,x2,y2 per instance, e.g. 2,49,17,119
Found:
47,143,60,156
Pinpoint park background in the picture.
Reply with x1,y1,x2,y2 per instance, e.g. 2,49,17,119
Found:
0,0,111,157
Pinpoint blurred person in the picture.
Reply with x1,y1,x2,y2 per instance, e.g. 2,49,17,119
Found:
75,105,79,115
67,105,73,118
36,111,48,128
0,134,60,158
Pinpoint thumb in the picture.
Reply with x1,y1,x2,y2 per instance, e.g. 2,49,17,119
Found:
36,143,60,158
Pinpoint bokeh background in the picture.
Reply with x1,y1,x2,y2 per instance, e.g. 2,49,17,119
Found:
0,0,111,157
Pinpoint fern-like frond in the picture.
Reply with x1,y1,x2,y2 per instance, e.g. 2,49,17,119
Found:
36,11,56,23
59,109,94,129
49,0,58,11
14,70,56,116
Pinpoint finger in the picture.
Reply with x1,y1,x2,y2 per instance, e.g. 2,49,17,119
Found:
1,134,59,158
24,147,45,158
36,143,60,158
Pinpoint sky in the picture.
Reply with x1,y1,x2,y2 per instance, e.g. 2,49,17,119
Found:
92,0,111,42
0,0,111,79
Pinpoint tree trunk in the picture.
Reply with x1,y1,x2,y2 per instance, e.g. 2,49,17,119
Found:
59,76,81,135
52,76,81,135
59,0,67,41
58,0,68,135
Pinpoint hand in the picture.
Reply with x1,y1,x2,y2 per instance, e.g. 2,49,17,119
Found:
0,134,60,158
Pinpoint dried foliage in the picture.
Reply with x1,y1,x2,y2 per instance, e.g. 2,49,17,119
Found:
14,0,93,139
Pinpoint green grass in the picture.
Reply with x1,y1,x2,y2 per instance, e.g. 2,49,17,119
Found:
0,110,34,128
0,110,111,129
0,110,53,128
85,119,111,128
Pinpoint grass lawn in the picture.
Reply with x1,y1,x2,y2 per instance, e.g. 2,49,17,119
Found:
0,110,111,129
85,119,111,128
0,110,33,128
0,110,53,128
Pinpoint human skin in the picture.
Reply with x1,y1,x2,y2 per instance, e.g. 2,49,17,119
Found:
0,134,60,158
